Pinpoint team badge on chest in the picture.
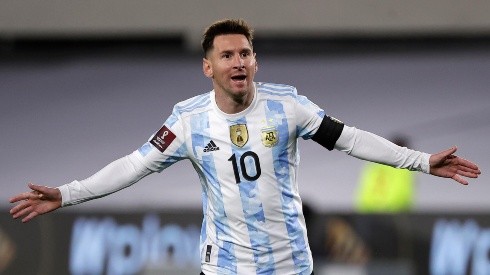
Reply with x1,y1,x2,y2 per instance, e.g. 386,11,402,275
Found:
230,124,248,147
261,126,278,147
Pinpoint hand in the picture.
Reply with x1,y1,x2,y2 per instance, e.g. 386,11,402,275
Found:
9,183,62,223
429,147,481,185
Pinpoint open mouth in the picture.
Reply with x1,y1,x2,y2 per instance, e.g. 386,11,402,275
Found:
231,75,247,81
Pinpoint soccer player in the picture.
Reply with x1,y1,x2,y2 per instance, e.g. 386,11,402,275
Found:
9,19,481,275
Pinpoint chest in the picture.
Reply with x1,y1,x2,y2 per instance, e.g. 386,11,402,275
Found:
184,108,295,184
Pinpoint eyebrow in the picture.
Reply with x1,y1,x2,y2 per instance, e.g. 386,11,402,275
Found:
219,48,252,55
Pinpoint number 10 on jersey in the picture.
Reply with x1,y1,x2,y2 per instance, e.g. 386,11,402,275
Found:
228,151,262,184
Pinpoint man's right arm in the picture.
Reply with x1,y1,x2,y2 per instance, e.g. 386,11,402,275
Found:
9,150,153,223
58,150,153,206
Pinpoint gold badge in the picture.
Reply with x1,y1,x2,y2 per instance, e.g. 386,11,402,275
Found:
261,126,278,147
230,124,248,147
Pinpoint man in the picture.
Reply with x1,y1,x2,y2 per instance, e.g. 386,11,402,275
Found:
9,19,481,275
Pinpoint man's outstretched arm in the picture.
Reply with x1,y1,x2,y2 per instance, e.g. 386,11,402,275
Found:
9,150,153,223
328,125,481,184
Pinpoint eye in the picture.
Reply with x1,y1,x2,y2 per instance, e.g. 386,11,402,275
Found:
222,53,231,59
241,51,251,58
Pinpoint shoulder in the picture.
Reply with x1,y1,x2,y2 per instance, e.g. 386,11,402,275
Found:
256,82,315,106
172,92,212,118
256,82,298,99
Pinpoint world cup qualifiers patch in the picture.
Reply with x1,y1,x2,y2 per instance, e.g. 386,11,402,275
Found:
150,125,176,153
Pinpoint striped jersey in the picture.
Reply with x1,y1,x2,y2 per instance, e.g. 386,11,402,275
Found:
136,82,325,274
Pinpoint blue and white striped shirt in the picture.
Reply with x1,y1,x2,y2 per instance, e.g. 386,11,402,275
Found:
137,82,324,274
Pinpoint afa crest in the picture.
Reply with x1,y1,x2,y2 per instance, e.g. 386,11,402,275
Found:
230,124,248,147
261,126,278,147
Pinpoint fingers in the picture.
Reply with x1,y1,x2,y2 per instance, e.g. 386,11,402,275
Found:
450,158,481,185
28,183,61,200
437,146,457,160
10,196,44,223
9,202,35,223
458,170,480,179
9,194,26,204
457,166,481,178
9,191,41,203
457,158,481,173
445,146,457,156
9,184,43,221
445,149,481,174
11,204,33,219
10,183,50,203
22,211,39,223
454,156,481,180
9,201,24,215
431,146,482,184
9,183,62,223
28,183,49,195
452,175,469,186
11,208,40,223
430,147,458,169
450,161,480,185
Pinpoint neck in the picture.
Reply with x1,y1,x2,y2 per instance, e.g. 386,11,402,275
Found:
215,93,252,114
215,86,255,114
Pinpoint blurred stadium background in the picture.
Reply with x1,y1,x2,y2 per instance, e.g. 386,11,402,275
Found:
1,1,489,274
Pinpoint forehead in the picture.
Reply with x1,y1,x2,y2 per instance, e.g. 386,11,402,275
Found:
212,34,252,52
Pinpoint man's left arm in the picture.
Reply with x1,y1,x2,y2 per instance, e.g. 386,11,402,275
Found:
312,116,481,184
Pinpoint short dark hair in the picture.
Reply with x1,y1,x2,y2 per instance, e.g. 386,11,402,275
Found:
202,19,254,57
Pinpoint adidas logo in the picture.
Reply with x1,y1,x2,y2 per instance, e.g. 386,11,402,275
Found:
203,140,220,152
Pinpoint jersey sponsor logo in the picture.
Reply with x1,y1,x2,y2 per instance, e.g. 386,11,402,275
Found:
150,125,176,153
261,126,278,147
203,140,220,152
230,124,248,147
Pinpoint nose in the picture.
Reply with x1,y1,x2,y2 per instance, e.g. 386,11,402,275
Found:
233,55,245,69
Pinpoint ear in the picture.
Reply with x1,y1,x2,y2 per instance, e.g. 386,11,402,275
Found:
203,58,213,78
254,53,258,73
